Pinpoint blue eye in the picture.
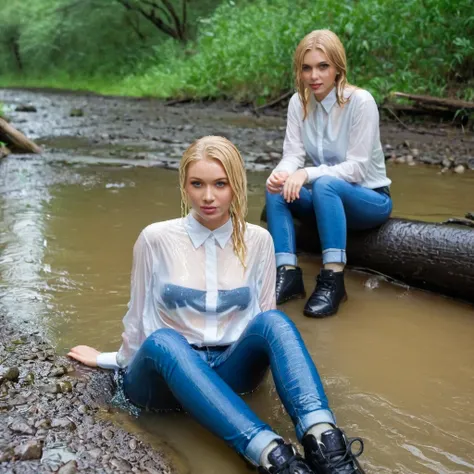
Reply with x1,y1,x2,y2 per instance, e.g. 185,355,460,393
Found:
216,181,227,188
191,181,201,187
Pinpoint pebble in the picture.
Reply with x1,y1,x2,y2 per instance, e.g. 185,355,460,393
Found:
102,428,114,440
0,366,20,383
14,439,43,460
57,460,78,474
129,438,138,450
111,457,132,471
9,420,36,436
51,418,76,431
454,164,465,174
39,382,61,394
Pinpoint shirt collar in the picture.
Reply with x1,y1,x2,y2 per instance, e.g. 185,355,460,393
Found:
316,87,337,113
185,213,233,249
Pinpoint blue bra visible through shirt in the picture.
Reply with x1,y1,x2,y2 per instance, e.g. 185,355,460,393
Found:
162,284,251,313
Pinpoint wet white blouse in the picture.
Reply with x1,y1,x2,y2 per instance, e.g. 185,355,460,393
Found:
96,214,277,369
273,87,391,189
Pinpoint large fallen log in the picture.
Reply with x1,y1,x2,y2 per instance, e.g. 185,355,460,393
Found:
392,92,474,111
0,117,41,154
261,209,474,303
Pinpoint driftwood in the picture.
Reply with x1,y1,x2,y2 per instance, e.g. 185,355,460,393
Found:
0,117,41,154
261,208,474,303
392,92,474,111
253,91,293,114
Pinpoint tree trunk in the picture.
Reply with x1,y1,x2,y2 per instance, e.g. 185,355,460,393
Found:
261,209,474,304
0,118,42,154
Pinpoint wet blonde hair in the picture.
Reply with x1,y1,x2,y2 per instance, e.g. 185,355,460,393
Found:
179,136,248,268
294,29,349,120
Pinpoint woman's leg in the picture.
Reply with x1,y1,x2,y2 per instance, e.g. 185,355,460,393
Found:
304,176,392,318
122,328,310,471
212,310,365,473
265,188,313,304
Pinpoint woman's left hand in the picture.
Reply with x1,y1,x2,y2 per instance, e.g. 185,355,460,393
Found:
67,345,100,367
282,169,308,203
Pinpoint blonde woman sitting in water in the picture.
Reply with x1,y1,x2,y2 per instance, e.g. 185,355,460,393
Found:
68,136,365,474
266,30,392,317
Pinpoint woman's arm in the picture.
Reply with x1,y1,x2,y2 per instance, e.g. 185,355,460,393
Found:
267,94,306,193
304,96,379,184
68,229,152,370
257,231,277,311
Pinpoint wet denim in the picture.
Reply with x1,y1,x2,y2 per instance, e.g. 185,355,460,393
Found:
123,309,335,465
266,175,392,266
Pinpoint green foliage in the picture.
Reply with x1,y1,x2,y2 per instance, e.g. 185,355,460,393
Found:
0,0,473,103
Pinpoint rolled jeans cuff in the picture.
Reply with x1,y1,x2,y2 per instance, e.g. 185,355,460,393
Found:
275,252,297,268
296,409,337,441
322,248,346,265
244,430,283,465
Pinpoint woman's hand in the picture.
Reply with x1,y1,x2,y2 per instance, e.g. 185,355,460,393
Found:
266,171,289,194
67,345,100,367
282,169,308,203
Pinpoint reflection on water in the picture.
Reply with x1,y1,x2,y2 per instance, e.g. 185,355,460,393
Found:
1,156,473,473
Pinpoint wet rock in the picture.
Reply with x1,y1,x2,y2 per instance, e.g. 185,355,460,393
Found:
77,404,88,415
8,394,27,406
57,460,78,474
59,381,73,393
38,382,61,394
454,164,465,174
442,157,453,169
34,418,51,429
419,155,442,165
23,372,35,385
111,457,132,471
395,156,406,164
50,365,67,377
51,418,76,431
129,438,138,450
467,158,474,170
405,154,414,164
411,148,419,157
88,447,103,460
70,108,84,117
0,366,20,383
9,419,36,436
16,104,37,112
14,439,43,460
102,428,114,440
0,447,14,462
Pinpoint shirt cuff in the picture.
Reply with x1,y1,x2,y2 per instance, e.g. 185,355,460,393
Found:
274,162,299,175
305,166,322,183
96,352,119,370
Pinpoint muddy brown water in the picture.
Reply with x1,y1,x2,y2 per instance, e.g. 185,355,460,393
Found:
1,149,473,474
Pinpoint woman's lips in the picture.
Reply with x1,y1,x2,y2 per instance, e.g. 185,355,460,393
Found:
201,206,217,215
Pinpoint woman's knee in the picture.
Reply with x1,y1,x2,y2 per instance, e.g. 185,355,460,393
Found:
312,175,342,196
141,328,189,357
253,310,298,336
265,189,286,207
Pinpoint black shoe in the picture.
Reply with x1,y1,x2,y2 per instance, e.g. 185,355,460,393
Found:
303,429,365,474
276,266,306,305
258,440,314,474
303,269,347,318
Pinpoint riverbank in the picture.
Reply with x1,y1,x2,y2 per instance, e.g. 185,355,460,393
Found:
0,88,472,174
0,310,174,474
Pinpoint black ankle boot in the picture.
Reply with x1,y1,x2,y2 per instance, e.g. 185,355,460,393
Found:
275,266,306,305
302,429,365,474
303,269,346,318
258,440,314,474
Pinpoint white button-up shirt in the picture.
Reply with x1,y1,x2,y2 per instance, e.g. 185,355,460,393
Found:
274,87,391,189
96,214,277,369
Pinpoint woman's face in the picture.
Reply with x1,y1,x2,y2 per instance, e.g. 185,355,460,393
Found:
184,158,233,230
301,49,338,101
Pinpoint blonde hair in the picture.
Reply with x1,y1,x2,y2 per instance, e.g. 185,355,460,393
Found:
294,29,349,120
179,136,248,268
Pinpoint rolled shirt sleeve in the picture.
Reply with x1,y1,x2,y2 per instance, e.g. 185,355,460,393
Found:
257,230,277,312
97,229,152,370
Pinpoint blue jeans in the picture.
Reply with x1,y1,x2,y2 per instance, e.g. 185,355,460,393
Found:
123,310,335,465
266,176,392,266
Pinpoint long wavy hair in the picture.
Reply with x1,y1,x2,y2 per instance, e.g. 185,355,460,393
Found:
294,29,350,120
179,136,248,268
